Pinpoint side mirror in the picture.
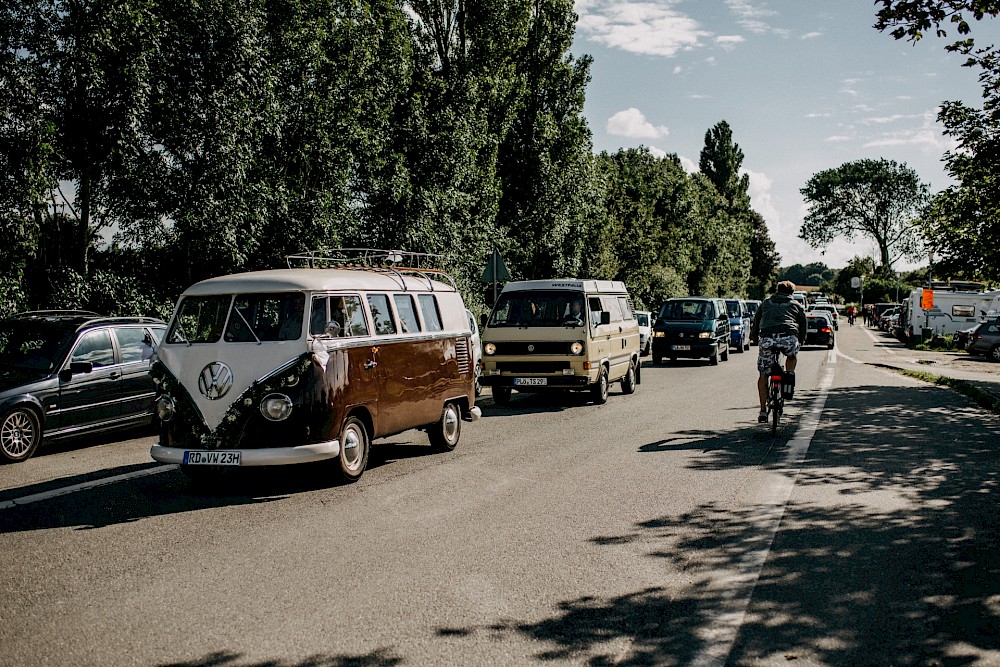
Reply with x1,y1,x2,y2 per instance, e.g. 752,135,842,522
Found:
480,313,489,328
600,312,611,326
59,361,93,382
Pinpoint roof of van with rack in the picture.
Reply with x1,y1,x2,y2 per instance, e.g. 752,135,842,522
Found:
182,268,457,295
500,279,629,293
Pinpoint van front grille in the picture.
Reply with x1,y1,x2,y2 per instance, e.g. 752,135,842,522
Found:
455,337,471,374
494,341,576,355
497,361,571,374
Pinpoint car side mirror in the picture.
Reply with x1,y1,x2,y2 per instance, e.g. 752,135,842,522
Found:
600,312,611,326
480,313,489,328
59,361,93,382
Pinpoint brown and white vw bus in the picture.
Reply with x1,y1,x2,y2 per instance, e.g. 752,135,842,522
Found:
149,250,480,483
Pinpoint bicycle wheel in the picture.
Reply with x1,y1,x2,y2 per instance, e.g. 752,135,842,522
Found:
771,394,780,434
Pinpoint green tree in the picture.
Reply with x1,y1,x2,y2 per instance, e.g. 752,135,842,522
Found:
747,211,780,300
800,159,929,275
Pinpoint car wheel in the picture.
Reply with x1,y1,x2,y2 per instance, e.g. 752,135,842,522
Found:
592,367,609,404
0,406,42,463
828,339,835,350
493,386,512,406
653,354,662,365
720,344,729,362
620,361,637,395
990,345,1000,363
735,339,745,353
709,350,719,366
336,415,370,483
428,401,462,451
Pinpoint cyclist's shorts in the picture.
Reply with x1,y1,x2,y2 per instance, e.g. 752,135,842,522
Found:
757,334,800,374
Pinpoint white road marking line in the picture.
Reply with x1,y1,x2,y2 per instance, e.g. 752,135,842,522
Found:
0,465,177,510
862,326,897,354
690,353,837,667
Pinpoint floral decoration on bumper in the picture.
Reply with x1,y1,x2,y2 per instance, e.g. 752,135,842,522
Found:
151,353,314,450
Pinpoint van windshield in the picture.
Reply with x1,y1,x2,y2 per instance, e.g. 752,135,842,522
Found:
488,290,588,327
660,300,714,321
636,313,649,327
167,293,306,343
726,301,742,318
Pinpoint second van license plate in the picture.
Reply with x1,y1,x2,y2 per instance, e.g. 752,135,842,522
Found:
672,345,691,351
183,450,241,466
514,378,547,386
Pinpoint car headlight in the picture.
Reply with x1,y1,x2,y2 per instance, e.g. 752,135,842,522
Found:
698,331,712,338
654,331,665,337
260,393,293,421
484,342,496,355
731,324,742,331
570,341,584,355
155,395,175,422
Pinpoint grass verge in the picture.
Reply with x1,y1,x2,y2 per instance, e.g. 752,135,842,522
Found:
891,367,1000,415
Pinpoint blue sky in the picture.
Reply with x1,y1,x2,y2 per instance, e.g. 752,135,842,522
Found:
573,0,998,271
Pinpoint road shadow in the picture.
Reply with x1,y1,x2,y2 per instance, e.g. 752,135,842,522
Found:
158,648,402,667
479,389,610,416
0,436,448,534
434,379,1000,664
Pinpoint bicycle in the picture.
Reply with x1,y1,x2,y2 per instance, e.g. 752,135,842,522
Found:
766,361,785,435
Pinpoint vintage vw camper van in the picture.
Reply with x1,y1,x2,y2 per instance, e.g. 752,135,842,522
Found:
479,279,641,405
149,250,480,483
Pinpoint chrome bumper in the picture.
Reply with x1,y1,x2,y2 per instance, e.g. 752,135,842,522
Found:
150,440,341,467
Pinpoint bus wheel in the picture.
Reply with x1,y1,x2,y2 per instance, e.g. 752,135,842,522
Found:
620,361,637,395
429,402,461,451
592,367,609,404
336,416,370,483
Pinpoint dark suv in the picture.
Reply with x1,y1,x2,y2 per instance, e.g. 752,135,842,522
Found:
0,311,167,462
652,297,731,365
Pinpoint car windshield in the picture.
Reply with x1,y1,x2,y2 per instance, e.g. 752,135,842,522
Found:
636,313,649,327
166,293,306,344
488,290,588,327
0,321,74,373
726,301,742,317
659,300,713,321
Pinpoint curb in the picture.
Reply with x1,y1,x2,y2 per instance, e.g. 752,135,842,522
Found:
870,362,1000,416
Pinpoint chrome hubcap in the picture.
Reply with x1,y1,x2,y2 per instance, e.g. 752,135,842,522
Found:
443,406,459,442
1,412,34,457
342,426,363,470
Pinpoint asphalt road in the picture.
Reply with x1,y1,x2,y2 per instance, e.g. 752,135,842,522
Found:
2,326,1000,667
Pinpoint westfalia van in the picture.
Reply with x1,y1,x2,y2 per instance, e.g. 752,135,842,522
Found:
149,250,480,483
479,279,641,405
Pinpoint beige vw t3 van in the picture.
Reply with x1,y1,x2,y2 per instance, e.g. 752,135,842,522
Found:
479,279,641,405
149,249,480,483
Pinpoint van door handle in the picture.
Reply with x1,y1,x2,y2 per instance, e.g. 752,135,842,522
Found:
364,360,378,370
109,371,120,379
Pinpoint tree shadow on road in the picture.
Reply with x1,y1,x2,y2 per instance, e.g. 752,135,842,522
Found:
158,648,402,667
436,380,1000,664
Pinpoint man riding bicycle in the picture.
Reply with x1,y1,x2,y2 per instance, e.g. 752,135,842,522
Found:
750,281,807,423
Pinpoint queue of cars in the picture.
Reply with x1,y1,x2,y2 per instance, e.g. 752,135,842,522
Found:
2,270,846,469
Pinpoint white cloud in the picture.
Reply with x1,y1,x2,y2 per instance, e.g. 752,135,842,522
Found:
575,1,711,57
715,35,745,50
725,0,777,33
806,112,832,118
672,65,683,74
607,107,670,139
862,114,919,125
742,167,779,225
679,155,698,173
688,93,709,99
862,112,954,151
648,145,667,159
705,56,717,65
825,135,852,142
800,31,822,39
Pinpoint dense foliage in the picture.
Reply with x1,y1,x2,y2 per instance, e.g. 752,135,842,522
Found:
875,1,1000,282
0,0,778,319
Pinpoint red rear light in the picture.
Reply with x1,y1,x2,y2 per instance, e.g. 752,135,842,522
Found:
770,374,783,382
822,327,831,333
974,334,983,340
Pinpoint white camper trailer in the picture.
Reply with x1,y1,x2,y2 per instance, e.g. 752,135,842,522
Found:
901,288,1000,343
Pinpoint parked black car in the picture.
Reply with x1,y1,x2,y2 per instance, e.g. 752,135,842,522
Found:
805,313,835,349
0,311,166,462
652,297,731,365
967,320,1000,361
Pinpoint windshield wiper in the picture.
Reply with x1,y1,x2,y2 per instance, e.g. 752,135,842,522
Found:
234,308,262,345
172,323,192,347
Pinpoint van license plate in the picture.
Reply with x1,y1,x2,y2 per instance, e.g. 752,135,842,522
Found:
672,345,691,351
183,450,241,466
514,378,547,386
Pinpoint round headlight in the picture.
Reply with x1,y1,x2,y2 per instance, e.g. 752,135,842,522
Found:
484,342,497,356
698,331,712,338
570,341,584,355
260,393,293,421
155,395,175,422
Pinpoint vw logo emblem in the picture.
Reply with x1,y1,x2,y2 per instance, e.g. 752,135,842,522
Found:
198,362,233,400
527,344,535,352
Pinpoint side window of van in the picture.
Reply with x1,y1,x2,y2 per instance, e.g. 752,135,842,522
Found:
588,297,603,327
341,296,369,337
617,297,634,320
310,296,329,335
367,294,397,335
418,294,443,332
603,296,623,322
394,294,421,333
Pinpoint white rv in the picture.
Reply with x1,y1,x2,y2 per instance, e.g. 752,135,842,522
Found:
900,288,1000,342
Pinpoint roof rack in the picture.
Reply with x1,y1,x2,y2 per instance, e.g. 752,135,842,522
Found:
285,248,457,291
12,309,101,319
